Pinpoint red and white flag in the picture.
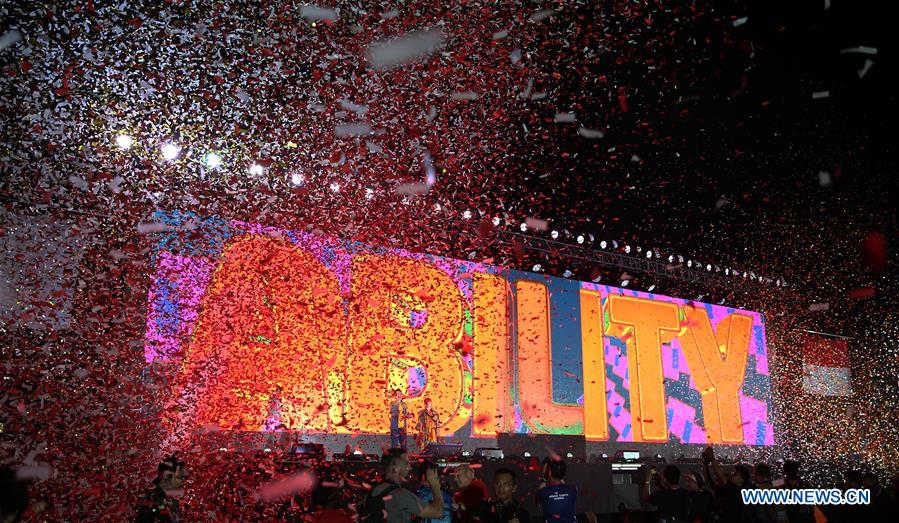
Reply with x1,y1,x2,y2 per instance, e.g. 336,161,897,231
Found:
802,334,851,396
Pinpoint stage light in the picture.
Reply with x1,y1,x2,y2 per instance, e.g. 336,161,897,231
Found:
624,245,631,254
520,222,527,232
249,163,264,176
706,264,712,272
493,216,501,226
204,152,222,169
577,234,585,244
161,143,181,160
532,264,542,272
463,210,472,219
551,230,559,239
115,134,133,150
365,188,374,199
329,181,340,192
600,240,607,249
646,250,653,258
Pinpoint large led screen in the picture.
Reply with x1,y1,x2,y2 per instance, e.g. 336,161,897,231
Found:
145,212,774,445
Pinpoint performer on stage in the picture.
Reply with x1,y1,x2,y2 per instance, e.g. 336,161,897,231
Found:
416,397,441,450
389,389,411,450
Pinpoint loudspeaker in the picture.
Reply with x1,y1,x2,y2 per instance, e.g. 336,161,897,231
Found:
423,442,464,459
497,434,586,461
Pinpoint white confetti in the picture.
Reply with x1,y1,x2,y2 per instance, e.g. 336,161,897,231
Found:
530,9,554,22
137,222,170,234
366,28,445,70
839,46,878,55
578,126,603,138
858,59,873,78
0,30,22,52
334,122,372,137
450,91,479,100
339,99,368,115
300,5,338,22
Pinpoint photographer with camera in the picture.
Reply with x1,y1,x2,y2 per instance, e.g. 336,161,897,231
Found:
641,464,691,523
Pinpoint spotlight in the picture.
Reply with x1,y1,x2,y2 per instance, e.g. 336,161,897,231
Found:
646,251,653,258
248,163,264,176
493,216,501,226
204,152,222,169
115,134,133,150
329,181,340,192
520,222,527,232
577,234,585,244
291,173,305,185
599,241,607,249
365,188,374,200
624,245,631,254
551,230,559,239
463,210,472,219
161,143,181,160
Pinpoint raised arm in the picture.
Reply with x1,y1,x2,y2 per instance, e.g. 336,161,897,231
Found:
418,468,446,519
